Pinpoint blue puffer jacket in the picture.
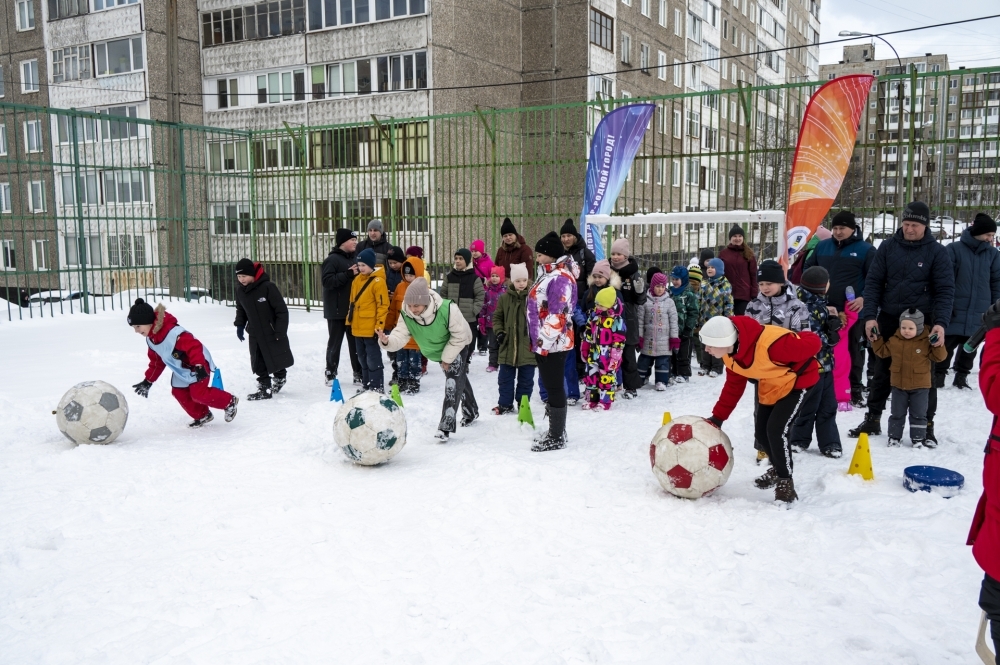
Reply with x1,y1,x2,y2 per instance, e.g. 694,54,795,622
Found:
862,228,955,327
803,232,874,310
946,229,1000,337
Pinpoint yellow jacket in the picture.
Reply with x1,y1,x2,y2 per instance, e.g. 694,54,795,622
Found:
347,267,390,338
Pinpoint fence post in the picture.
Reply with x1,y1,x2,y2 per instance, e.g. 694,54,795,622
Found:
737,81,752,209
69,110,90,313
906,66,917,205
178,126,191,301
282,121,311,310
473,105,497,229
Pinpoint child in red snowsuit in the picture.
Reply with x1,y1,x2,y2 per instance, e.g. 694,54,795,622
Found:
127,298,238,427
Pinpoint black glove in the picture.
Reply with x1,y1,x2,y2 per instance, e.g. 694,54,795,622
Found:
193,365,210,382
823,317,842,334
132,379,152,398
236,324,245,342
707,415,724,429
495,332,507,346
985,300,1000,331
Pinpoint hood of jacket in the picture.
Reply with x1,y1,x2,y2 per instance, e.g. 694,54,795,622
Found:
587,271,622,290
728,315,765,365
960,227,993,254
148,304,179,343
402,256,425,279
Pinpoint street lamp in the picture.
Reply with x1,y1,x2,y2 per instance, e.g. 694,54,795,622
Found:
837,31,903,71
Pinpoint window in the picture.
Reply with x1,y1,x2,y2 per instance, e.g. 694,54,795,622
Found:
0,66,5,97
32,240,49,271
99,105,141,141
209,140,250,171
637,156,649,183
673,109,682,137
686,158,699,184
61,172,100,205
658,0,666,26
686,13,702,42
217,78,240,108
259,202,302,234
704,42,719,71
948,95,957,105
1,239,14,269
104,171,150,204
28,181,45,212
211,204,253,235
657,51,666,80
686,110,700,137
25,120,43,153
673,59,681,87
703,0,718,27
64,235,102,266
0,184,10,213
95,36,144,75
674,8,681,36
16,0,34,30
107,235,146,267
687,64,700,90
0,127,6,155
49,0,88,18
672,159,680,186
202,0,307,47
257,68,306,103
94,0,138,9
640,0,650,16
589,9,613,51
597,76,613,100
52,46,91,83
21,60,39,93
621,33,631,64
639,43,650,73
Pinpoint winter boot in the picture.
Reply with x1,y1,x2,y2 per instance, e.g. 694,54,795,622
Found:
850,389,866,409
188,412,214,428
821,447,843,459
655,382,667,391
848,413,882,438
887,437,902,447
353,372,363,386
923,422,938,448
247,384,272,401
933,373,946,389
224,396,239,422
622,389,638,400
460,410,479,427
953,373,973,390
754,467,779,489
492,405,515,415
774,478,798,503
434,430,450,441
532,406,567,451
407,379,421,395
272,375,287,394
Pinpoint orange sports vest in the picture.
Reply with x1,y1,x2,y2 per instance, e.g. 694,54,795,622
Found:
723,325,799,405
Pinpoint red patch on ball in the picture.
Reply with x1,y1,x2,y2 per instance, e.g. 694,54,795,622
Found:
667,423,693,444
649,443,657,468
708,444,729,471
666,465,693,489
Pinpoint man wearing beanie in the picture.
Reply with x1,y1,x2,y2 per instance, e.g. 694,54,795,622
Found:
938,212,1000,390
378,277,477,440
804,209,875,408
356,219,391,265
233,258,294,400
494,217,534,278
609,237,646,398
348,248,390,393
321,228,363,386
559,218,597,287
852,200,954,445
718,225,759,315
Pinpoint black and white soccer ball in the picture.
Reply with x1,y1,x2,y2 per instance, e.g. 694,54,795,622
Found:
333,391,407,465
55,381,129,445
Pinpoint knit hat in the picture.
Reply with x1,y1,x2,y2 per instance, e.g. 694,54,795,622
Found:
900,308,925,335
510,262,530,282
357,248,377,269
646,266,662,285
405,245,424,258
901,201,930,225
670,265,688,282
970,213,998,237
688,265,703,284
756,259,784,284
831,210,857,230
367,219,384,232
403,261,418,276
650,272,669,291
699,248,715,264
403,277,433,308
454,248,472,265
708,258,725,277
490,265,506,281
800,266,830,294
815,226,832,241
611,237,631,257
595,286,617,309
560,218,578,236
387,246,405,264
700,316,738,347
591,259,612,282
500,217,517,236
470,239,486,254
729,225,745,239
234,258,256,275
534,231,563,260
127,298,155,326
336,228,358,246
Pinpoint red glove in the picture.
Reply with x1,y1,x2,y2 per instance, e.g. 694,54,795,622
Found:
669,338,681,351
638,337,645,349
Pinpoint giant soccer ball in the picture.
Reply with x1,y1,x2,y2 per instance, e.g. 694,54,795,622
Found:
55,381,129,445
333,391,407,465
650,415,734,499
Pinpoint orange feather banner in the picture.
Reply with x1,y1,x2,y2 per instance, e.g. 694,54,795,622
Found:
783,74,876,267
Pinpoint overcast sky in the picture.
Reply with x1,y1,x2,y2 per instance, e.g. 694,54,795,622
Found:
820,0,1000,69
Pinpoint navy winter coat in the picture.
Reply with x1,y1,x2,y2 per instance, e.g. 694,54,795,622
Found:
862,228,955,328
946,229,1000,337
803,232,875,310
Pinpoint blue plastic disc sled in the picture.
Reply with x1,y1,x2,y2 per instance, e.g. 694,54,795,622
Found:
903,465,964,498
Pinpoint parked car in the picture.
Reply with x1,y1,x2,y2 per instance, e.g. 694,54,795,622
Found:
27,290,87,304
144,287,212,300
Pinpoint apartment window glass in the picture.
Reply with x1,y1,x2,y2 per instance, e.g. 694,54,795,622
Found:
21,60,39,92
0,126,6,155
673,59,681,87
94,0,138,9
640,0,649,16
99,105,141,140
256,68,306,103
1,238,13,268
0,66,5,97
104,171,149,204
658,0,666,26
24,119,43,152
674,8,681,35
49,0,89,19
33,240,49,271
64,235,103,267
61,172,99,205
589,9,613,51
657,51,666,80
639,44,649,73
673,109,682,138
217,78,240,108
16,0,34,30
686,13,701,42
52,46,92,83
28,181,45,212
621,33,631,64
671,160,680,186
95,37,144,76
0,184,10,213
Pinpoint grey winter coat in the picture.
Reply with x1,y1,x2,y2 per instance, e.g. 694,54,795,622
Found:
946,229,1000,337
744,285,809,332
638,291,679,357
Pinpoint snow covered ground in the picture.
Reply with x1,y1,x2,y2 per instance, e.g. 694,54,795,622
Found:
0,301,991,664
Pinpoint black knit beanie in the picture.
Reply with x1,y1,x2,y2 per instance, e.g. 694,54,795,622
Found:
455,248,473,265
831,210,857,230
335,228,357,246
969,213,997,237
801,266,831,294
560,218,578,236
127,298,155,326
729,224,746,239
387,246,406,264
234,258,255,275
756,259,785,284
500,217,517,236
534,231,564,260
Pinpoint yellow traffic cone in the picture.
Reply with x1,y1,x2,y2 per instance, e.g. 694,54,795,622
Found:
662,411,672,425
847,433,874,481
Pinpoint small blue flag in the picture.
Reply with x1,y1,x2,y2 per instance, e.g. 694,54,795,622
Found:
211,368,224,390
330,378,344,403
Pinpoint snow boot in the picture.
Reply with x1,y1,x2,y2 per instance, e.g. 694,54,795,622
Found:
887,437,901,447
933,373,946,389
707,370,720,378
850,389,866,409
774,478,798,503
492,405,515,415
434,430,450,441
460,410,479,427
911,438,925,449
655,382,667,391
953,373,973,390
923,422,938,448
272,375,287,394
353,372,363,386
622,389,637,400
224,396,239,422
532,406,567,452
848,413,882,438
821,447,843,459
754,467,779,490
247,384,272,401
406,379,421,395
188,412,214,428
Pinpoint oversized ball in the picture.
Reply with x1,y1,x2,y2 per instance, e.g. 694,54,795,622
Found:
650,415,734,499
333,391,407,465
55,381,129,445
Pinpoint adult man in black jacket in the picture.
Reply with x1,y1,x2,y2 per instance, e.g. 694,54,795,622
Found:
356,219,392,265
234,259,294,400
851,201,955,445
322,229,363,386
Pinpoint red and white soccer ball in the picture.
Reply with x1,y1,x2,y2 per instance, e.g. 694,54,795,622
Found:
650,415,734,499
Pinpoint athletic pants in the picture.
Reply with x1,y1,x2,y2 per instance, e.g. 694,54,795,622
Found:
755,389,806,480
171,379,233,420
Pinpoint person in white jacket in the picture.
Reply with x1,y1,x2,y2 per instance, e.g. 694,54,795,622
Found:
637,272,680,390
377,277,476,440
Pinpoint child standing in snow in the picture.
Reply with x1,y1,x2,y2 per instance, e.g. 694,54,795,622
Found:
348,248,390,393
637,272,679,390
491,263,535,415
478,265,505,372
233,258,294,401
575,259,620,324
745,259,808,331
470,239,495,356
688,264,706,372
699,258,733,377
581,286,627,410
386,256,426,394
871,308,947,447
669,266,699,383
129,299,238,427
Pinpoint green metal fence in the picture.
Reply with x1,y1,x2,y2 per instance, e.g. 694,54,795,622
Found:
2,65,998,320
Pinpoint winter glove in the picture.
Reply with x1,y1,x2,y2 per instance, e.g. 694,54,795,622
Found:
823,317,842,334
984,300,1000,331
132,379,152,398
572,306,586,328
236,324,245,342
669,338,681,351
608,348,623,372
706,415,724,429
193,365,210,382
495,331,507,347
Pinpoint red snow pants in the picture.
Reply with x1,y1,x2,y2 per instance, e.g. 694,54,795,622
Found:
171,379,233,419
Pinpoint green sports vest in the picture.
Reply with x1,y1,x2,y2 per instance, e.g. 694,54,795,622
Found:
402,299,452,362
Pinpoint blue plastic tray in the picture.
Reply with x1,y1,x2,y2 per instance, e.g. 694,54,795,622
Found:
904,465,964,498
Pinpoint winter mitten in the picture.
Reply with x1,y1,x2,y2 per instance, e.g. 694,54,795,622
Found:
132,379,152,398
706,415,724,429
608,348,623,372
823,317,842,334
572,306,586,328
236,324,245,342
669,338,681,351
193,365,210,382
495,332,507,347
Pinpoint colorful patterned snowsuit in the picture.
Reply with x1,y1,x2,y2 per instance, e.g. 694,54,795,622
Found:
580,297,627,408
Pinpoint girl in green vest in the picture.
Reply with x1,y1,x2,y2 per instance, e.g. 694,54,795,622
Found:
378,277,477,440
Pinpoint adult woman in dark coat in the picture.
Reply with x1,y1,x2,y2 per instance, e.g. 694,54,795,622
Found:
234,259,294,400
718,225,759,315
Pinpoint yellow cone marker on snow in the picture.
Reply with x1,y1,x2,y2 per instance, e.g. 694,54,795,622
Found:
662,411,672,425
847,432,874,481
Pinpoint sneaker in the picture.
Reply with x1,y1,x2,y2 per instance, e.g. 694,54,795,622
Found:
531,433,567,452
622,389,638,400
837,401,853,412
224,396,239,423
486,365,498,373
434,430,450,441
272,376,286,394
188,412,214,428
247,387,272,401
676,376,690,383
754,467,779,489
887,437,902,447
707,370,720,378
756,450,769,465
460,412,479,427
953,374,973,390
775,478,798,503
848,413,882,438
492,405,515,415
353,372,363,386
821,448,843,459
655,382,667,391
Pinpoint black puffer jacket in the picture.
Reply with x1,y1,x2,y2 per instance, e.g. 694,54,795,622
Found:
803,232,875,310
357,232,392,265
946,229,1000,337
564,235,597,288
321,247,357,320
862,228,955,327
613,257,647,346
234,265,294,373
